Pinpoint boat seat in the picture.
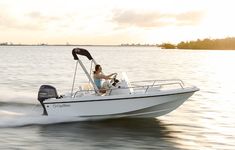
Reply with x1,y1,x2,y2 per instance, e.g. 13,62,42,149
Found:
81,83,93,91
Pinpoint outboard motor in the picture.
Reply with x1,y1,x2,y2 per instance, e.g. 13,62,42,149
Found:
38,85,59,102
37,85,59,115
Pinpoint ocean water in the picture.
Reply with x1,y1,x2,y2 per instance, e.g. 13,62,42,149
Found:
0,46,235,150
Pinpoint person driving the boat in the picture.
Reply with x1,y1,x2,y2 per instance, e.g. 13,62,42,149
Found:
93,64,116,93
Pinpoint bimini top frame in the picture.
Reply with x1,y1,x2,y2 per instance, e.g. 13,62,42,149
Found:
71,48,99,96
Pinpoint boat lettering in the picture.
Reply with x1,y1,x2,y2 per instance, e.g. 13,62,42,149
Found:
53,104,71,108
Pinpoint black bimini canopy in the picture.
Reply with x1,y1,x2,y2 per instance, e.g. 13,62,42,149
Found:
72,48,93,60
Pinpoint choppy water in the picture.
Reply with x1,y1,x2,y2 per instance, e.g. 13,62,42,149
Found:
0,46,235,149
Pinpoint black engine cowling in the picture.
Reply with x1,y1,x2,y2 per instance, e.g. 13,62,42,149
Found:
38,85,58,102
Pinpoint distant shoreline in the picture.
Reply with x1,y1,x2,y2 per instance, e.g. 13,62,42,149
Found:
1,44,235,50
1,44,235,51
1,37,235,50
0,44,159,47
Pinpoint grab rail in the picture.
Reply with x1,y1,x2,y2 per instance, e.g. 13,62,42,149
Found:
131,79,184,86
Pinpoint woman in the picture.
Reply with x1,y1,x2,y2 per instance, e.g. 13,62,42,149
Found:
93,64,116,93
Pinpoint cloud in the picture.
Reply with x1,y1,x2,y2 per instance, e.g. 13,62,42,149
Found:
0,10,18,29
26,11,62,23
175,11,204,26
112,10,204,28
0,8,69,31
0,10,44,30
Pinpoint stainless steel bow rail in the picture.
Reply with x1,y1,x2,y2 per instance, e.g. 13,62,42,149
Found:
72,79,185,98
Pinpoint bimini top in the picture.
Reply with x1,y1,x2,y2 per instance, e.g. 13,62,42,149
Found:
72,48,93,60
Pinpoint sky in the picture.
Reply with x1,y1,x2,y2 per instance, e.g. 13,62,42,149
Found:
0,0,235,45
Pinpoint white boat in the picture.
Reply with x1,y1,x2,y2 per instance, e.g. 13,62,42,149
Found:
37,48,199,120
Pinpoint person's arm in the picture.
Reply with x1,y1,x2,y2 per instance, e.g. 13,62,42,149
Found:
97,73,116,80
107,73,116,78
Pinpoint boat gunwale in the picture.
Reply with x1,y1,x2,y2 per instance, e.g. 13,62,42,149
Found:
43,87,199,105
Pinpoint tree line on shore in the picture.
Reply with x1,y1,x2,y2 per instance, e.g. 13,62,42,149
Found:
160,37,235,50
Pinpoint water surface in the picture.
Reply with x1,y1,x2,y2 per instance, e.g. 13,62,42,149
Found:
0,46,234,149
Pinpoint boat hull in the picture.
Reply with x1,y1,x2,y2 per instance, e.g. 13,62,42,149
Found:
43,87,198,120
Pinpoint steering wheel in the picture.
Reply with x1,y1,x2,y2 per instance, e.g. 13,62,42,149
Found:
110,73,118,85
